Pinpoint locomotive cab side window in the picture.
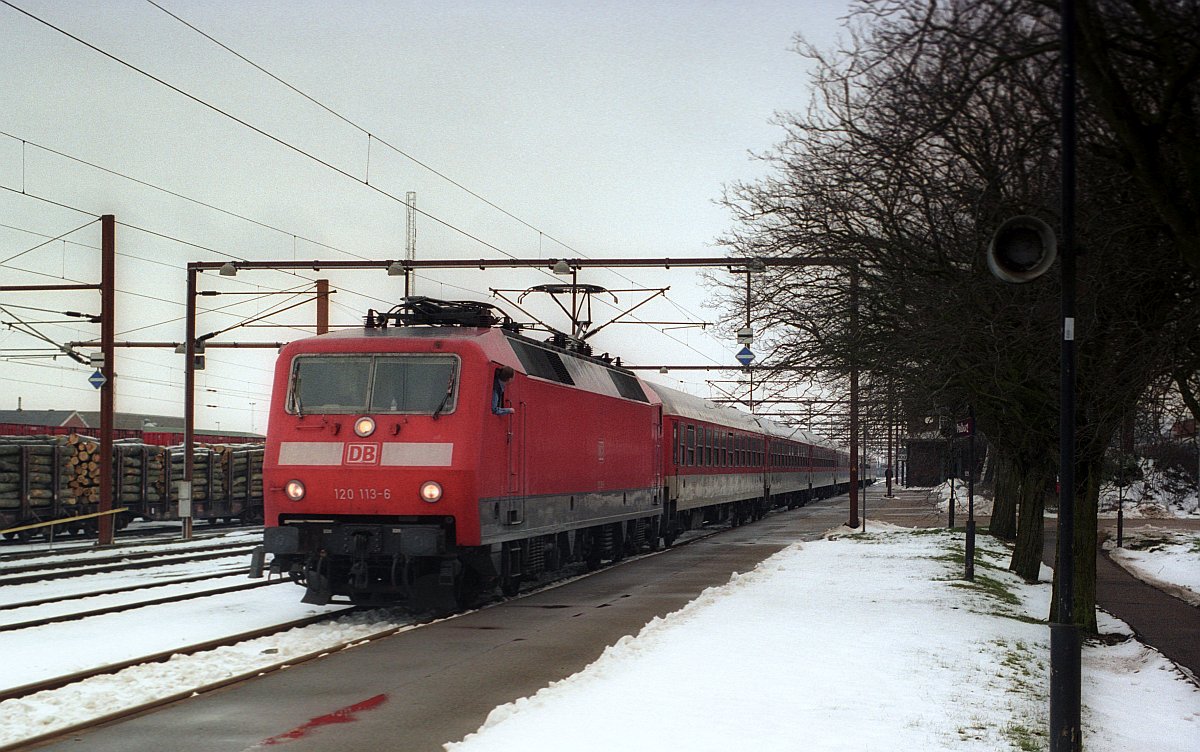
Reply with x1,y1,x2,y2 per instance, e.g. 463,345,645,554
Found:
288,354,459,415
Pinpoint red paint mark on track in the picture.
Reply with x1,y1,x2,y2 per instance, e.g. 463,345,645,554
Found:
260,694,388,746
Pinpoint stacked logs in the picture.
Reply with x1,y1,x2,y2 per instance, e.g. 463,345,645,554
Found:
0,436,73,515
0,434,265,530
223,445,265,506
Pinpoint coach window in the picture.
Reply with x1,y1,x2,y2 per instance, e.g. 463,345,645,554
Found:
686,424,696,466
672,424,679,465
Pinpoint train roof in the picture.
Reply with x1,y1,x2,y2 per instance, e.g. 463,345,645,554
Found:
283,325,658,405
644,382,842,451
285,317,842,452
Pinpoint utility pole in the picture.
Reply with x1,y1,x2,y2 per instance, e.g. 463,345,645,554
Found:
405,191,417,296
316,279,330,334
1050,0,1081,747
98,214,116,546
847,262,860,528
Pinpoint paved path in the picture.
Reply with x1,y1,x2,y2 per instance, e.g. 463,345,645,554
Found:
1042,526,1200,681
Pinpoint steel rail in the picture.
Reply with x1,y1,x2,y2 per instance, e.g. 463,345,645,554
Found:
0,545,259,584
0,569,252,611
0,608,357,704
0,576,279,633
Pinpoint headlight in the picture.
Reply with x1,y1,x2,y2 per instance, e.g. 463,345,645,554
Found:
353,416,376,437
284,479,306,501
419,481,443,503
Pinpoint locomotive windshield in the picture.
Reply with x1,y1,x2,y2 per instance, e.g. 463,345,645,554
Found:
288,354,459,415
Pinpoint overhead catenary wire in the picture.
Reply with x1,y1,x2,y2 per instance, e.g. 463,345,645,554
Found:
0,132,539,328
141,1,720,337
2,1,744,382
144,0,608,259
0,217,98,266
4,5,720,342
0,0,518,261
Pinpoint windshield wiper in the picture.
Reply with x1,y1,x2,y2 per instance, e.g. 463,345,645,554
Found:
291,372,304,418
431,370,456,420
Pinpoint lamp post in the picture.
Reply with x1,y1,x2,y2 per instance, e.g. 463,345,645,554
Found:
966,407,976,582
1049,1,1081,747
984,3,1079,745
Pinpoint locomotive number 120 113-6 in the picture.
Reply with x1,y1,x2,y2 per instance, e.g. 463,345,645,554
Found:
333,488,392,500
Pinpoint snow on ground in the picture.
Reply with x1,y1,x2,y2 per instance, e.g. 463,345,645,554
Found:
1105,528,1200,607
0,609,412,748
930,479,995,517
447,526,1199,752
1098,458,1199,518
0,584,347,693
0,527,262,567
2,524,1197,750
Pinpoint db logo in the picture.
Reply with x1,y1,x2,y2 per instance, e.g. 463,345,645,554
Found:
344,443,381,465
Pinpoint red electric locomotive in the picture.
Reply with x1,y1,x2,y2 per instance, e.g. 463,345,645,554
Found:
263,297,858,606
263,299,665,605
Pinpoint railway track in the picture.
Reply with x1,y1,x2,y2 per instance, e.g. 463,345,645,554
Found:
0,575,279,632
0,601,423,752
0,542,259,584
0,569,253,611
0,606,361,704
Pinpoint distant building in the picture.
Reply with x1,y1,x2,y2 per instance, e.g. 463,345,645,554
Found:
0,409,262,444
1170,418,1197,440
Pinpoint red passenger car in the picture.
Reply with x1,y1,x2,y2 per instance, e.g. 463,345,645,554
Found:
654,385,852,541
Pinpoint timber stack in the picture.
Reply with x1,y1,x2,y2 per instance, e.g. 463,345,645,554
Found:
0,434,265,537
0,436,74,523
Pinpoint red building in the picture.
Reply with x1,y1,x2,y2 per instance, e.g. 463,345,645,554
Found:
0,409,261,445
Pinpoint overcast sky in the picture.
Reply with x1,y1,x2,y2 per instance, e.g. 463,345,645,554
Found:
0,0,853,433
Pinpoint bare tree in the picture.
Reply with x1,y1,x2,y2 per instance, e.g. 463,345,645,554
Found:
718,0,1198,631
